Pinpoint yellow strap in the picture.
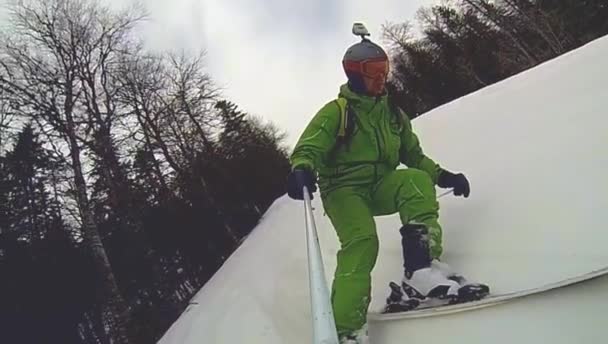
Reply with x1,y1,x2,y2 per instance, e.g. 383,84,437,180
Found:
335,97,348,138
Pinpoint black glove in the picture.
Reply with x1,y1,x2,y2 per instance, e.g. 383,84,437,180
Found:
437,169,470,198
287,167,317,200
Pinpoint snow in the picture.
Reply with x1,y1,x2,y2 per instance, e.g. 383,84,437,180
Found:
158,34,608,344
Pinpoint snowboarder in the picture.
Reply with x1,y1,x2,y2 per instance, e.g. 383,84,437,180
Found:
287,24,484,343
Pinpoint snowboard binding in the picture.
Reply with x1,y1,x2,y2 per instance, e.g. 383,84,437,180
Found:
382,278,490,313
383,282,420,313
452,283,490,303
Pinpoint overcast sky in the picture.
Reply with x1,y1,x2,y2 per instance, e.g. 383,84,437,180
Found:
1,0,440,148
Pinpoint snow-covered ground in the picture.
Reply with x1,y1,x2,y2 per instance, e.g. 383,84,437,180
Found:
158,34,608,344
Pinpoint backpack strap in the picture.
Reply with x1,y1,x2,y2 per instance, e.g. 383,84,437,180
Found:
326,98,356,162
328,96,403,162
336,96,403,145
388,96,404,131
335,97,347,139
334,97,356,149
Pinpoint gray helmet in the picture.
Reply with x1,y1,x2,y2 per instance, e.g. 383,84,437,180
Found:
342,23,389,94
342,39,389,94
342,39,388,65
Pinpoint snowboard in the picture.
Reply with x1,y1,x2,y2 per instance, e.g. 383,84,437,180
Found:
368,265,608,321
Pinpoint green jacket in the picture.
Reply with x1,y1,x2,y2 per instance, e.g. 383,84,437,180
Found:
290,84,442,195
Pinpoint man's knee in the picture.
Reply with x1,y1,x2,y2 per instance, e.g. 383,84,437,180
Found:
393,168,435,197
399,168,433,185
337,234,379,275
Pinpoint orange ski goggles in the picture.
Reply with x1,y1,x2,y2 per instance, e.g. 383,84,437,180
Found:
343,57,389,78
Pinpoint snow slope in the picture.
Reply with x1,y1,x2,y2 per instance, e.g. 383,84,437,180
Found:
158,35,608,344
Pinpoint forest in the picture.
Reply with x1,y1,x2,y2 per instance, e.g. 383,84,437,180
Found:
0,0,606,343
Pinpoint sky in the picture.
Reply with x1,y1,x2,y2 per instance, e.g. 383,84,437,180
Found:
0,0,440,148
131,0,442,148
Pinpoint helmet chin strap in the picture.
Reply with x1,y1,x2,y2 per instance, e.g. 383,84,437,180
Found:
347,81,366,95
346,73,387,97
347,81,387,97
346,73,367,94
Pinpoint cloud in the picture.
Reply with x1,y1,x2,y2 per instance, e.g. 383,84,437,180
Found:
197,0,440,148
0,0,439,148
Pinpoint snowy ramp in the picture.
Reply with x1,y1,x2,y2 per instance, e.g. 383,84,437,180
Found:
158,35,608,344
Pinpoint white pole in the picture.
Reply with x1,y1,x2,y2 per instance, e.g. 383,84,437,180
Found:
438,189,454,199
303,186,340,344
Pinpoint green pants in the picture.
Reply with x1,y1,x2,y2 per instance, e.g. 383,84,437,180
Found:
321,168,442,337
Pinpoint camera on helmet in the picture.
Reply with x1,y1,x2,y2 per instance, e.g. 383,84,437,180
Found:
352,23,370,39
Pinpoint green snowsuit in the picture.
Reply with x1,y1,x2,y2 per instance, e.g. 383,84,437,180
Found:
290,84,445,337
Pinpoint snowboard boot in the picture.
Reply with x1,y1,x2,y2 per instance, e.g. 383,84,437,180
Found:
400,224,460,302
339,326,369,344
340,335,362,344
383,224,490,313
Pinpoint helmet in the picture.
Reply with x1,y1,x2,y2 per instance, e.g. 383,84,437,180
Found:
342,30,389,96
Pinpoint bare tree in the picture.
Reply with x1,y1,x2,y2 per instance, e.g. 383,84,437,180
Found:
0,0,138,342
116,51,184,188
118,51,239,243
416,6,490,86
166,51,219,149
500,0,572,54
70,0,147,221
382,21,415,53
461,0,538,65
0,96,15,152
